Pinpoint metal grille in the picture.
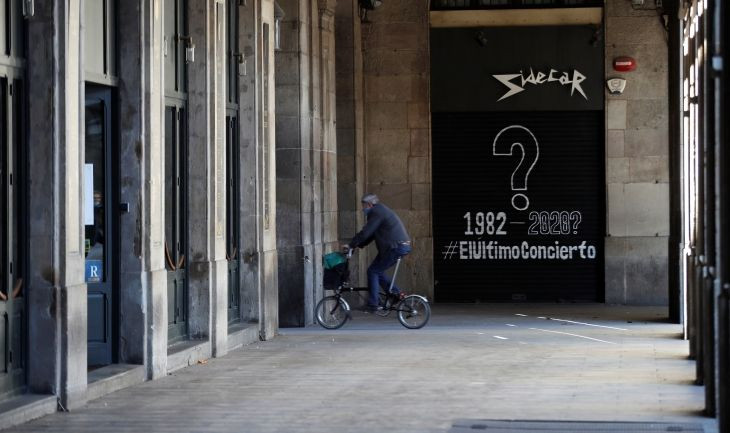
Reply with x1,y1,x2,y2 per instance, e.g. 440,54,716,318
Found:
432,111,604,303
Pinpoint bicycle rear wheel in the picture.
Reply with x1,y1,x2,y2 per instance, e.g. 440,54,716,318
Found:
397,295,431,329
315,296,350,329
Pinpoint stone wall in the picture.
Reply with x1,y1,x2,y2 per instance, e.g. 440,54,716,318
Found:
349,0,669,305
604,0,670,305
360,0,433,299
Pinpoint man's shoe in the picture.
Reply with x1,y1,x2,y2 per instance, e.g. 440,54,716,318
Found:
390,291,406,302
360,304,382,313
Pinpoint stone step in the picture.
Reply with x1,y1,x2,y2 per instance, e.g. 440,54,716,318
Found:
87,364,146,402
0,394,57,431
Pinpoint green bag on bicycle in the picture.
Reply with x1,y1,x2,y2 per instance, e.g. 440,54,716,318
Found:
322,252,347,270
323,252,349,290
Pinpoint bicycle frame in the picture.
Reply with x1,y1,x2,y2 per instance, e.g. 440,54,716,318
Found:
318,249,431,329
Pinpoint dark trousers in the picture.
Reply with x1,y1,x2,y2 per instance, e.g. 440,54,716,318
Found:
366,244,411,307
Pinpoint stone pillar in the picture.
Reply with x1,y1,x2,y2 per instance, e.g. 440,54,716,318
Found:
26,0,88,409
275,0,338,327
361,1,433,298
260,0,279,339
604,0,669,304
317,0,339,314
211,0,228,355
238,0,261,325
116,0,168,379
187,0,229,356
335,0,367,286
274,0,311,327
235,0,278,340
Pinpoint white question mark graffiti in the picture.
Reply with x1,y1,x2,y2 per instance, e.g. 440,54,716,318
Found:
492,125,540,211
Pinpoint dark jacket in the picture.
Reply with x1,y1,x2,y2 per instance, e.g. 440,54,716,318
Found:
349,203,410,253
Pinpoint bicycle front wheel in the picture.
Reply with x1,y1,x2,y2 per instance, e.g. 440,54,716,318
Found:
397,295,431,329
315,296,350,329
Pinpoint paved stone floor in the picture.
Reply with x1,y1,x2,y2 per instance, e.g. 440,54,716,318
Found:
8,305,719,433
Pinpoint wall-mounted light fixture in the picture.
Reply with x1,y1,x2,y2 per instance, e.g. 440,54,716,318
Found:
22,0,34,18
234,53,247,76
274,2,285,51
178,36,195,63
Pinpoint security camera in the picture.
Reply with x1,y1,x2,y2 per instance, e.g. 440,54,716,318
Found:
475,30,488,47
360,0,382,10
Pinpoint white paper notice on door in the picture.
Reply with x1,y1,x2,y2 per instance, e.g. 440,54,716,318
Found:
84,163,94,225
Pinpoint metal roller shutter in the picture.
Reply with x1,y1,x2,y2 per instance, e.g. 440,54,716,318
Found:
432,110,605,302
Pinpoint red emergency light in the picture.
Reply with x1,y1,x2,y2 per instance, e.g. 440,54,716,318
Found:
613,56,637,72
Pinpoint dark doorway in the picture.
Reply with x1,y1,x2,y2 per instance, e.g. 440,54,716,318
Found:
85,85,117,366
0,0,27,398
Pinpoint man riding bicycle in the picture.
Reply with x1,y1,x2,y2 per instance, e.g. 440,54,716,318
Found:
345,194,411,312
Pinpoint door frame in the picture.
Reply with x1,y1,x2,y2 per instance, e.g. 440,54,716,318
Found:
84,84,118,367
226,113,241,326
165,102,189,344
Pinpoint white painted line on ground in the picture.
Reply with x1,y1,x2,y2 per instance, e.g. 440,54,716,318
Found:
528,327,617,344
506,324,516,327
543,317,628,331
537,316,547,319
493,336,508,340
515,314,527,317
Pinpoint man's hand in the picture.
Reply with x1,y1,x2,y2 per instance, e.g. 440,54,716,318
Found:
341,244,351,253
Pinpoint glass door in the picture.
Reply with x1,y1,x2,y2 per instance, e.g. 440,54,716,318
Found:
165,105,188,343
85,85,115,367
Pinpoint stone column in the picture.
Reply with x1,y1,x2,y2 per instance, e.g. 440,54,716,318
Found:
211,0,228,355
238,0,262,325
274,0,312,327
275,0,338,327
335,0,367,286
316,0,339,316
117,0,168,378
26,0,88,409
187,0,229,356
260,0,279,339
